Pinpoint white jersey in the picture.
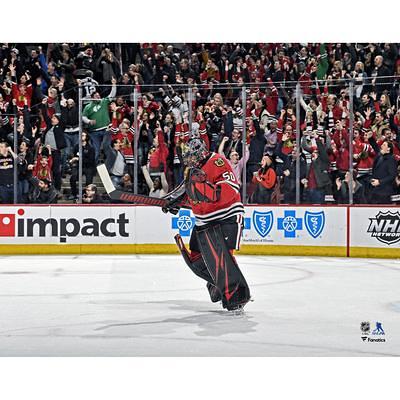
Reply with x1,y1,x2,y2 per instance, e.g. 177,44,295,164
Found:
80,77,99,99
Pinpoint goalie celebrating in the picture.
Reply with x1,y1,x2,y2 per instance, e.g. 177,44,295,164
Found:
163,139,251,311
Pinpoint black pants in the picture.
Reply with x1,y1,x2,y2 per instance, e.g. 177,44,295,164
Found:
0,184,14,204
251,185,272,204
51,150,62,191
121,43,142,64
283,190,296,204
189,215,243,253
369,192,392,204
70,166,95,197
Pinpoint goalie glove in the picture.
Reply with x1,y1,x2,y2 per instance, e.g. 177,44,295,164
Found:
186,168,221,203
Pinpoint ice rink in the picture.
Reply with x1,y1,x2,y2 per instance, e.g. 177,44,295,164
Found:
0,254,399,356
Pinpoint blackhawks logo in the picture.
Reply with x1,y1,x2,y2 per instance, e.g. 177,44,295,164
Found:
214,158,225,167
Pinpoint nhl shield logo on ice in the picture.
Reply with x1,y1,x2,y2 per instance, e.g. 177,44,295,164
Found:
304,211,325,238
252,211,273,238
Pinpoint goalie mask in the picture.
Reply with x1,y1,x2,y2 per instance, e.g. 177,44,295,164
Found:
182,139,209,168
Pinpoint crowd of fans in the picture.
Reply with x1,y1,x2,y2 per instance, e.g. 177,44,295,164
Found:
0,42,400,205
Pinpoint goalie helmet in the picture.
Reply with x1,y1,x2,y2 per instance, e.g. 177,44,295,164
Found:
182,139,209,168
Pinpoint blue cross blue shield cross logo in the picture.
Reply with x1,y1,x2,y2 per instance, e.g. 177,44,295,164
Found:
171,209,195,237
304,211,325,238
277,210,303,238
252,211,273,238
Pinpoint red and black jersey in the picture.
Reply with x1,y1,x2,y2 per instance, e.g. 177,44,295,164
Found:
11,82,33,109
186,153,244,226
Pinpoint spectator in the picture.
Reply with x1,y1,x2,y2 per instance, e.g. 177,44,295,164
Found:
148,125,169,175
104,138,126,187
172,125,186,187
365,107,389,141
82,77,117,163
110,104,134,177
76,45,96,74
276,133,307,204
119,173,133,191
219,128,243,159
68,131,96,201
9,65,33,110
367,131,397,203
17,139,35,202
137,110,154,169
28,177,58,204
141,164,168,198
60,97,79,174
95,48,120,85
82,183,105,204
371,55,392,95
301,134,332,204
351,61,368,98
33,145,53,182
40,98,66,192
250,153,277,204
394,166,400,202
247,115,266,182
334,170,367,204
0,141,18,203
218,136,249,186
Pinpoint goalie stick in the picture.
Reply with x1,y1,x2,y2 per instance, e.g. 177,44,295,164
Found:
96,164,190,210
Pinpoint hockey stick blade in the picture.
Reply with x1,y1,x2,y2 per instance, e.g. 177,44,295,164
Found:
97,163,116,195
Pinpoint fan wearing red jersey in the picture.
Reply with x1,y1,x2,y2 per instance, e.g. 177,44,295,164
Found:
163,139,251,311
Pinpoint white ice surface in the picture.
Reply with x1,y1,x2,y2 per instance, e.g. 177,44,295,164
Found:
0,255,399,356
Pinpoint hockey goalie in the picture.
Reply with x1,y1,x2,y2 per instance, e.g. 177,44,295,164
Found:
163,139,251,311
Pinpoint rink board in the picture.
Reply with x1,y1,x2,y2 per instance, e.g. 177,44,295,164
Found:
349,206,400,258
0,205,398,258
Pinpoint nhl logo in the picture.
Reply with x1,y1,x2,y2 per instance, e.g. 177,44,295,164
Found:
367,211,400,245
360,321,370,334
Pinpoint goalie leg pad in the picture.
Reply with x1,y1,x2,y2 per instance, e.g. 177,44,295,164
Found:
196,225,251,310
174,234,222,302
